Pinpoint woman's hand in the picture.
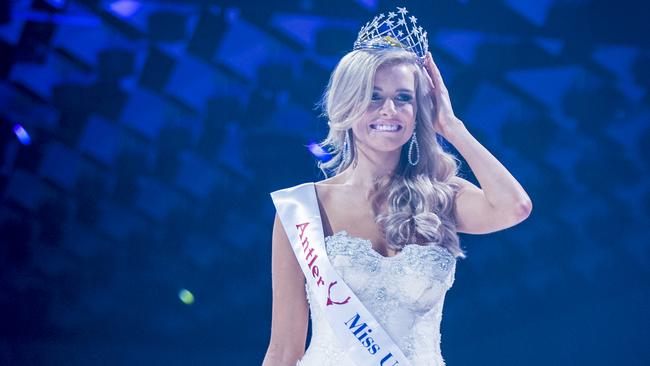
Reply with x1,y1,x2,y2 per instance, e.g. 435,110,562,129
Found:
423,51,465,137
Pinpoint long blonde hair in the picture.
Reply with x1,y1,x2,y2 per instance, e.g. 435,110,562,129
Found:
318,48,465,258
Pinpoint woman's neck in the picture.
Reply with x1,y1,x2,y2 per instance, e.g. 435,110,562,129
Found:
340,148,400,190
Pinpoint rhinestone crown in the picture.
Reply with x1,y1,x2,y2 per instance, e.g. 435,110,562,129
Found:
353,7,429,62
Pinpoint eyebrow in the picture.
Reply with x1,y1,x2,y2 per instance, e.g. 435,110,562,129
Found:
373,87,415,93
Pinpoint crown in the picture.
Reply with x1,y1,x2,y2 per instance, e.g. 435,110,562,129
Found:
353,7,429,62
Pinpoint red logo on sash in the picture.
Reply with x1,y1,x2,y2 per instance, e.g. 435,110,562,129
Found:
326,281,351,306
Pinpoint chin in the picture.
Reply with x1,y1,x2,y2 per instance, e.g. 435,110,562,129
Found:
353,129,412,154
366,141,408,154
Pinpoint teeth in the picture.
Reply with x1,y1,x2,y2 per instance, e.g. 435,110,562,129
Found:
372,124,400,131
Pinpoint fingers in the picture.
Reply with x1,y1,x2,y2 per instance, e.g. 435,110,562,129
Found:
425,52,439,78
425,52,448,94
422,53,436,91
424,52,435,77
424,66,435,90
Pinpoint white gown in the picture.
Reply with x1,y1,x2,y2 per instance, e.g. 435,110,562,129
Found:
297,230,457,366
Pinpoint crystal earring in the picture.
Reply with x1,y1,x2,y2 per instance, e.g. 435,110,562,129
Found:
342,129,351,164
408,131,420,166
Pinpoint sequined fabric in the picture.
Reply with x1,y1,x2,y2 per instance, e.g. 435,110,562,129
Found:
296,231,456,366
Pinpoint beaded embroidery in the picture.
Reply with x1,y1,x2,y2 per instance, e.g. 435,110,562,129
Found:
298,231,457,366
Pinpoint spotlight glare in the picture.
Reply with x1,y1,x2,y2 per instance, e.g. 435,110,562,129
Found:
307,142,330,160
13,124,31,145
45,0,67,9
178,289,195,305
109,0,141,18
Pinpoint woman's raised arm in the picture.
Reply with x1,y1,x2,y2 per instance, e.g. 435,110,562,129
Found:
262,213,309,366
423,52,532,233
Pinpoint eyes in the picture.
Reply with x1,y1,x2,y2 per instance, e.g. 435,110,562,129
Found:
371,92,414,105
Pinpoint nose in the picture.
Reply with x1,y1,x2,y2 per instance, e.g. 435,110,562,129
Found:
379,98,396,116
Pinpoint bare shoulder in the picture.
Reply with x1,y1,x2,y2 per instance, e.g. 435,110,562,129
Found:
448,175,480,192
314,175,345,202
448,175,468,186
315,174,343,187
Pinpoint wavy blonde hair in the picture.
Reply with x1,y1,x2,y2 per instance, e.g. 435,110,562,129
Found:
318,48,466,259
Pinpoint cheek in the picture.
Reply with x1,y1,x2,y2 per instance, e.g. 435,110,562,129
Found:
402,105,417,135
363,104,381,118
356,109,376,130
351,119,368,139
401,104,416,121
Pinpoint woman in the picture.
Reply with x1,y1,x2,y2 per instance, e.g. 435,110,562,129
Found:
263,7,532,366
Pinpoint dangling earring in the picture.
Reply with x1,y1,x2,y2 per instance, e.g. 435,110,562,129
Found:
408,131,420,166
342,129,351,164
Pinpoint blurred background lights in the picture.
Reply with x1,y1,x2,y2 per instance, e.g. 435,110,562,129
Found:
13,124,31,146
109,0,141,18
178,289,194,305
45,0,67,9
225,7,240,22
307,142,330,161
0,1,646,363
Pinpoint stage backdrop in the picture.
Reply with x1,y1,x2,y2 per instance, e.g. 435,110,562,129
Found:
0,0,648,365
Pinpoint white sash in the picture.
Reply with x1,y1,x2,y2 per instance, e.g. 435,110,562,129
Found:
271,182,411,366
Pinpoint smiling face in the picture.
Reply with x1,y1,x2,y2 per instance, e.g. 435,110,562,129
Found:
351,62,417,157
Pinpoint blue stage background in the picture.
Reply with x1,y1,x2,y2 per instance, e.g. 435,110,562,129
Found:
0,0,648,364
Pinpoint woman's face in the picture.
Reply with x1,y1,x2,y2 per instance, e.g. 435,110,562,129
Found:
352,62,417,156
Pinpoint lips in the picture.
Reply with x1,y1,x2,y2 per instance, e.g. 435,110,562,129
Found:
369,121,403,132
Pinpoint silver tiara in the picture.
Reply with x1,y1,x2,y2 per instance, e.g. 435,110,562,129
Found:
353,7,429,62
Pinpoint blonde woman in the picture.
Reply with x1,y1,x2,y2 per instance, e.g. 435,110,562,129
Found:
263,7,531,366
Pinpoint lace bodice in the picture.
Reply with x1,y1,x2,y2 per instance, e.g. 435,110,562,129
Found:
297,231,457,366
